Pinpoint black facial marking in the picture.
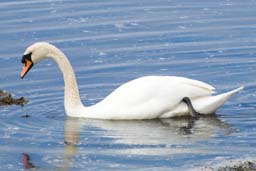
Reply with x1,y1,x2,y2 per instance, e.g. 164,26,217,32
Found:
21,53,32,64
21,52,34,79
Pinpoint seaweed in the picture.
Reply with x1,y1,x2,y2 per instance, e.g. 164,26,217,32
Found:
0,90,28,106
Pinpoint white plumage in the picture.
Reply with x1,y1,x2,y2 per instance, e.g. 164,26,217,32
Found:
21,42,243,120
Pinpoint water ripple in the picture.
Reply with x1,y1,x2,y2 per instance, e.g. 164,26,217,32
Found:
0,0,256,170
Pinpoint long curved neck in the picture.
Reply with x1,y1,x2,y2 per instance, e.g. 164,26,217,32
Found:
48,46,84,113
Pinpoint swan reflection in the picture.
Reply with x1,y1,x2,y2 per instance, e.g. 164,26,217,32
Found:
64,115,233,157
21,115,233,170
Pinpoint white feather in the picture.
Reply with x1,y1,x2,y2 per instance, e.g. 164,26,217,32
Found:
86,76,242,119
24,42,244,120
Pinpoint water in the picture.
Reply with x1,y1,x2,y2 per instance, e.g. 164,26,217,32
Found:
0,0,256,170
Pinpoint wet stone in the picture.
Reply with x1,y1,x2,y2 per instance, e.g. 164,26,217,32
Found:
217,161,256,171
204,161,256,171
0,90,28,106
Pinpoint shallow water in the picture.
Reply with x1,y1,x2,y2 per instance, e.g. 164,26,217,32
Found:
0,0,256,170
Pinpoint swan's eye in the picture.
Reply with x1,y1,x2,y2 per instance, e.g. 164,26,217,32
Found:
21,53,32,64
21,53,33,79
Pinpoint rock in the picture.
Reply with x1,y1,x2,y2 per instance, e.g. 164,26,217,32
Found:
0,90,28,106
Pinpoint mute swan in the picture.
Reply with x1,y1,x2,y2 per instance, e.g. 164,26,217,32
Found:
21,42,243,120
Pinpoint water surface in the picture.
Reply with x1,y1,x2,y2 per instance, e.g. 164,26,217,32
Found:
0,0,256,170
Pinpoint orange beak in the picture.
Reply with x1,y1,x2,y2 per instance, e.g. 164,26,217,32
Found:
21,59,33,79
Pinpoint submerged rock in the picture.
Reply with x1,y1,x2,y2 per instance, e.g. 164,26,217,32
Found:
22,153,35,169
0,90,28,106
217,161,256,171
204,160,256,171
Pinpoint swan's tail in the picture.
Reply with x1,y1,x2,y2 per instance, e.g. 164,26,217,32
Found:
193,86,244,114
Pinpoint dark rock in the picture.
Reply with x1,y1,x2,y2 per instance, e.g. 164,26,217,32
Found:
0,90,28,106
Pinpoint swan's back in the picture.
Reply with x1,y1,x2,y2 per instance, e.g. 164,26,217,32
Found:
86,76,215,119
103,76,215,103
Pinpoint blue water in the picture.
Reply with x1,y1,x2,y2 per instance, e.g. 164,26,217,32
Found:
0,0,256,170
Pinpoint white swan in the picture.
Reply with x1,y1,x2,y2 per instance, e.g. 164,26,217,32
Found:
21,42,243,120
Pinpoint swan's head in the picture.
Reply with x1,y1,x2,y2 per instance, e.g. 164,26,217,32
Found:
21,42,53,79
